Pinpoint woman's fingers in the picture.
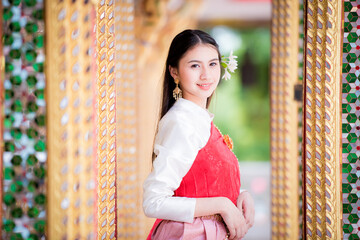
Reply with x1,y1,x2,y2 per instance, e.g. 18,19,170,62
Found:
227,221,241,239
237,216,249,239
231,229,240,240
237,191,255,230
220,197,250,240
229,219,248,240
230,230,245,240
243,204,254,227
228,227,236,239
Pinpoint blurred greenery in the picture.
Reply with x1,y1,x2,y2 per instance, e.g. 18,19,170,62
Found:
208,27,270,162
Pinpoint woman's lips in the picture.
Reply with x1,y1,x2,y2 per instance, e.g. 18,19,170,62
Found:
197,83,212,90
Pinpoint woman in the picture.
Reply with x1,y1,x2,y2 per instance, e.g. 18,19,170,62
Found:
143,29,255,240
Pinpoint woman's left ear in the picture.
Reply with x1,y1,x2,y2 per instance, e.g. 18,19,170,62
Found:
169,66,179,80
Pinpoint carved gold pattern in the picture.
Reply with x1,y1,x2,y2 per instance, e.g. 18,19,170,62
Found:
96,0,116,239
46,0,96,239
303,0,342,239
113,0,139,238
297,1,305,238
270,0,300,239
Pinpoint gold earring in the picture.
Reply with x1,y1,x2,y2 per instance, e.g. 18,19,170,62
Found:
173,79,182,100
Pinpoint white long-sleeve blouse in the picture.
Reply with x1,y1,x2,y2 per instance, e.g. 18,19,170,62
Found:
142,98,214,223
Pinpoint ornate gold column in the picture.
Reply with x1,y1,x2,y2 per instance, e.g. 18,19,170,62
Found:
114,0,139,239
303,0,342,239
270,0,300,239
46,1,96,238
96,0,117,238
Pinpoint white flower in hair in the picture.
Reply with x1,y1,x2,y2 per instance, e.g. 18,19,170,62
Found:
223,69,231,81
221,50,238,80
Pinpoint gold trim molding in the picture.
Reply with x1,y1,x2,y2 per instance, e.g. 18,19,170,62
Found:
270,0,300,239
46,0,96,238
96,0,116,238
114,0,139,238
303,0,342,239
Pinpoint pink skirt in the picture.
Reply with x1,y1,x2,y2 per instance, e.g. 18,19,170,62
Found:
151,216,229,240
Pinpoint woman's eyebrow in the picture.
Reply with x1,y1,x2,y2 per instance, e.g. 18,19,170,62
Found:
209,58,219,62
187,59,201,63
187,58,219,63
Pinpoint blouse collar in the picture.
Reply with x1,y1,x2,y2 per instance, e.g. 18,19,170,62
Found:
175,98,214,121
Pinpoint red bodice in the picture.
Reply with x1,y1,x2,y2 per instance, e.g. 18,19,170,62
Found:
147,122,241,239
174,122,240,204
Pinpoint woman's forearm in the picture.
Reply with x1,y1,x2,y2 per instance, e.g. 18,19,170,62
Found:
195,197,247,239
194,197,231,217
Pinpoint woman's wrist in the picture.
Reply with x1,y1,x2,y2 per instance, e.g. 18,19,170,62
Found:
217,197,233,216
195,197,232,218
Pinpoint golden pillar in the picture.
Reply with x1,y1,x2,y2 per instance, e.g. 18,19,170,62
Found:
270,0,300,239
45,0,202,238
303,0,342,239
46,1,96,238
114,0,139,238
96,0,140,238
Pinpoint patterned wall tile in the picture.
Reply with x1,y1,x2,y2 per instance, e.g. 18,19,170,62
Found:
343,1,360,239
2,0,46,239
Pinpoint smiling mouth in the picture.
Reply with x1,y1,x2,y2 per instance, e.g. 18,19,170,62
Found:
197,83,212,87
197,83,213,90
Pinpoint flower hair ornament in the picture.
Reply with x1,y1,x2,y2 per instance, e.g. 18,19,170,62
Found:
221,50,238,81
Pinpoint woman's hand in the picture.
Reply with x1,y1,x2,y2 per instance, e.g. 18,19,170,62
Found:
237,191,255,230
219,197,247,240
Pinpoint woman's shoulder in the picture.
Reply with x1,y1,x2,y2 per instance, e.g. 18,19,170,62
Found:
158,99,212,139
159,103,195,131
163,100,192,119
156,99,212,147
155,104,198,147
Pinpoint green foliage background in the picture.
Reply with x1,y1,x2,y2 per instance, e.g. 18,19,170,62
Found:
208,27,270,162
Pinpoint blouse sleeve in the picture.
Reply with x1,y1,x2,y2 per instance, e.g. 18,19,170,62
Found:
142,115,203,223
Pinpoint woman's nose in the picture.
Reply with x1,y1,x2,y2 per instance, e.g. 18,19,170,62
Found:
200,66,209,80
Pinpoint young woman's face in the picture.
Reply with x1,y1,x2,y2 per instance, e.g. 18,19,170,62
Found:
170,44,221,108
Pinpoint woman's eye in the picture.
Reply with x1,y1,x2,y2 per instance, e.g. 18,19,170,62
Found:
210,62,218,67
191,64,200,68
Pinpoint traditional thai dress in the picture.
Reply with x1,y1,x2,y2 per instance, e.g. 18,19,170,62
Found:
143,98,241,240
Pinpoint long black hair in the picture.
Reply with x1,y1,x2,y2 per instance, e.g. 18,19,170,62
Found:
160,29,222,118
